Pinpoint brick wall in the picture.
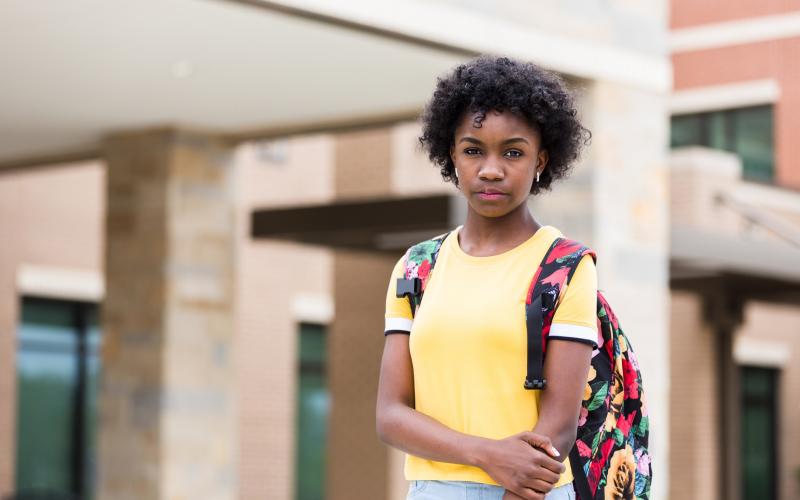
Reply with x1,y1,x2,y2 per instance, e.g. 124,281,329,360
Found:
668,291,720,500
0,162,105,496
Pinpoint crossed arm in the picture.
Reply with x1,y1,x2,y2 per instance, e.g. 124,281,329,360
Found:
375,333,592,500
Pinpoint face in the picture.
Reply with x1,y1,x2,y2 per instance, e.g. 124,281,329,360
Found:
450,109,548,219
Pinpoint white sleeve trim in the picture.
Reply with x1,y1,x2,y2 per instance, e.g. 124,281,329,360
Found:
549,322,599,347
385,317,413,333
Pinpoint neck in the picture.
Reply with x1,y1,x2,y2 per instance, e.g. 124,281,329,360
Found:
459,201,541,255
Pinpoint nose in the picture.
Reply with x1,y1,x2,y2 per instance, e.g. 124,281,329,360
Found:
478,155,504,181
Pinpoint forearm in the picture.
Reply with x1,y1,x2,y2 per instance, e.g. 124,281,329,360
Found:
531,340,593,459
530,419,576,460
377,403,489,468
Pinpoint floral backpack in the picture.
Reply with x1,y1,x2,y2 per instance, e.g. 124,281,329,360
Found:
396,231,652,500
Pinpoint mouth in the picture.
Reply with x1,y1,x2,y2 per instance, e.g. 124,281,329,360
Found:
476,191,508,201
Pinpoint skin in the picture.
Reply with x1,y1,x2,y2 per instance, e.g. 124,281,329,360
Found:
376,109,592,500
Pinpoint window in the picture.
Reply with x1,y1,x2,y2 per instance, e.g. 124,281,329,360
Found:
740,366,778,500
671,105,774,183
295,323,329,500
16,298,101,500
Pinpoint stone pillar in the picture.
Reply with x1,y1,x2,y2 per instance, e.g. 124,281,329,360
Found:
99,128,236,500
584,81,671,500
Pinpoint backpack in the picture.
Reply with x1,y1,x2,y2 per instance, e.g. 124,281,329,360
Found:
395,231,652,500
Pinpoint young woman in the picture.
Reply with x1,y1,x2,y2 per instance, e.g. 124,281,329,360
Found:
376,56,596,500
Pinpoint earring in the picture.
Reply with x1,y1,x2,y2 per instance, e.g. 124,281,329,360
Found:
536,170,540,182
455,169,459,180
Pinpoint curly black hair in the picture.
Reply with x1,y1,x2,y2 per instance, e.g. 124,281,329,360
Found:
418,55,591,195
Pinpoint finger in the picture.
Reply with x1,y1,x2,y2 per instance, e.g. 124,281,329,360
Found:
520,432,560,458
511,487,544,500
533,451,566,474
521,478,557,494
539,457,567,475
528,466,561,485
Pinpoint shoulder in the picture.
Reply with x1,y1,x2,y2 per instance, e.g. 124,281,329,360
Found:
396,229,454,282
548,233,597,265
402,229,453,264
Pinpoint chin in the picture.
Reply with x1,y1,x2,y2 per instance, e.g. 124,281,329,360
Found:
469,204,511,219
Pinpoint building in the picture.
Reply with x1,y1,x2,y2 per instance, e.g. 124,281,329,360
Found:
3,1,796,500
668,3,800,500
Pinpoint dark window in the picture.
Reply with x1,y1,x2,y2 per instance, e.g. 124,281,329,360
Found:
15,297,101,500
670,105,774,183
295,323,329,500
740,366,778,500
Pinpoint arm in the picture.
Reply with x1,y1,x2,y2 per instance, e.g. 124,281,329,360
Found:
531,339,593,457
501,340,591,500
503,255,597,500
376,333,565,499
533,254,598,456
375,333,483,465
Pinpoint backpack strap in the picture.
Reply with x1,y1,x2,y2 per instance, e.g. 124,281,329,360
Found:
569,444,593,500
523,237,597,390
395,231,451,318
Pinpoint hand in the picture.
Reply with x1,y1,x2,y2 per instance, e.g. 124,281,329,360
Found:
477,431,565,500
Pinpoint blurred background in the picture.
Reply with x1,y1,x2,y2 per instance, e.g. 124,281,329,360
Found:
1,1,799,499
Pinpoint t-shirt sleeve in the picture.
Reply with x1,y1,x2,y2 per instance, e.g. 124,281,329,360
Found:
384,255,414,335
549,253,600,348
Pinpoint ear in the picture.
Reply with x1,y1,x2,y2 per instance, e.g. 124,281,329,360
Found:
537,149,549,171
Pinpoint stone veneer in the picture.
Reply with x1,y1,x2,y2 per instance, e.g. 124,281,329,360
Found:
99,129,236,500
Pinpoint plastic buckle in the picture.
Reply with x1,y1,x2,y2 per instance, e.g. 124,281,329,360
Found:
524,378,547,390
396,277,421,298
541,286,558,310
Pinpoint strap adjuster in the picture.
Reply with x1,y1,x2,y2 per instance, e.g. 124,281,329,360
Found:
396,277,421,298
524,378,547,390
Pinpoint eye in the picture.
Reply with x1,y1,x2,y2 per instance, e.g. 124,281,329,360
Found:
464,147,481,156
504,149,523,158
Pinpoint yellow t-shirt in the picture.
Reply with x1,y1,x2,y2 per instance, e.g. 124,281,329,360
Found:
384,224,599,487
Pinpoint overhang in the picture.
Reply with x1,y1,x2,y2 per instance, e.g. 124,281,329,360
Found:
0,0,670,169
670,225,800,305
250,195,456,251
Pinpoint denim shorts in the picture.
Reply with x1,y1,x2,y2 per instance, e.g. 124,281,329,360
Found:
406,480,576,500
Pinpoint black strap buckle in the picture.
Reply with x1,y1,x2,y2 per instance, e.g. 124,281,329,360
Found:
396,277,421,298
524,378,547,390
397,277,422,316
523,286,558,391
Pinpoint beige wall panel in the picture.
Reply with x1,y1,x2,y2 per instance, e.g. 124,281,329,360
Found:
234,134,335,209
335,128,392,199
390,121,452,196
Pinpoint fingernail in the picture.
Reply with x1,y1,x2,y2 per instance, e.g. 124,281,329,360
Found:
551,446,560,457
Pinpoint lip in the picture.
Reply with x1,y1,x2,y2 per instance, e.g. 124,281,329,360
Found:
476,190,508,200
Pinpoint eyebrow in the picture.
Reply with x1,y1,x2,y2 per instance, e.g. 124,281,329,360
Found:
458,136,530,146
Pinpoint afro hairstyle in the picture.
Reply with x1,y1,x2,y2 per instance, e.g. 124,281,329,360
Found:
418,55,591,195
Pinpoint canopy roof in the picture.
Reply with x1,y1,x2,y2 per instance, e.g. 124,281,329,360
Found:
0,0,669,168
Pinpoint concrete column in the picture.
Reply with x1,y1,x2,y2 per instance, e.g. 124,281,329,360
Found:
583,81,671,499
99,128,236,500
328,249,395,500
705,293,744,500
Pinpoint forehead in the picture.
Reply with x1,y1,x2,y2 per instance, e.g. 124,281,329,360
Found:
454,109,540,139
